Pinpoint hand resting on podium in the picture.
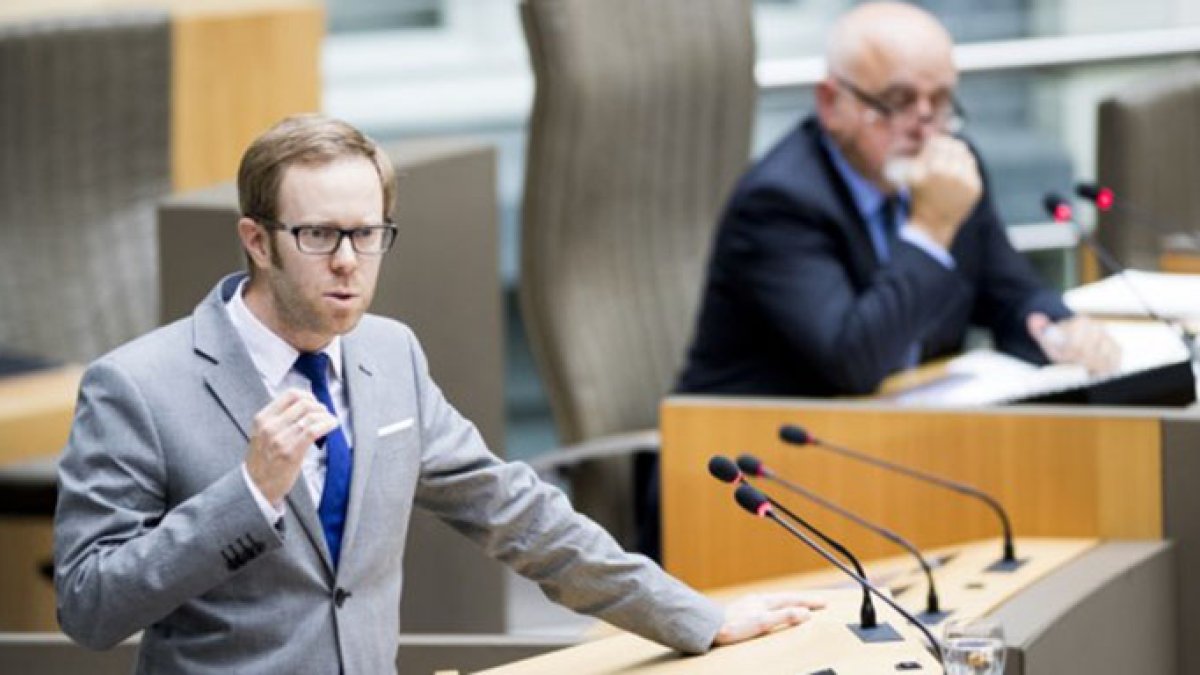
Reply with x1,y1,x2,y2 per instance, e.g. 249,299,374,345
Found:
712,592,827,646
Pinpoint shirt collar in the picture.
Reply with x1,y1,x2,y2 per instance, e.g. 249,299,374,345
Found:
225,278,344,388
818,125,909,220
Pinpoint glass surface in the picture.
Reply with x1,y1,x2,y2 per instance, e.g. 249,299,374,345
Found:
942,617,1007,675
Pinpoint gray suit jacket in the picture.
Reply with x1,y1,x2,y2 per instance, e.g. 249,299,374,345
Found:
55,274,722,674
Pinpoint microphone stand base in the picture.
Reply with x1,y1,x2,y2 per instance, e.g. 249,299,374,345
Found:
985,556,1029,573
847,621,904,643
917,609,952,625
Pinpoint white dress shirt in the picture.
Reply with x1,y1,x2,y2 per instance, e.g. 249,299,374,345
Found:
225,279,354,523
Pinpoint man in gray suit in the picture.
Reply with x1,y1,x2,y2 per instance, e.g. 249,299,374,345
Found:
54,114,822,673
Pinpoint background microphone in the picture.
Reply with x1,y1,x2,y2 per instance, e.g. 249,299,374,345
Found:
1074,182,1114,212
734,482,944,663
1076,181,1191,240
1044,191,1198,358
736,453,946,622
708,455,878,629
779,424,1021,571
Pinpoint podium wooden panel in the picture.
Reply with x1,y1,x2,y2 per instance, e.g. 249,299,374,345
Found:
661,398,1165,589
481,539,1114,674
661,397,1200,674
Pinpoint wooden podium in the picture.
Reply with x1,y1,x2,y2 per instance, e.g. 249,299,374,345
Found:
479,585,939,674
481,538,1174,674
660,397,1200,674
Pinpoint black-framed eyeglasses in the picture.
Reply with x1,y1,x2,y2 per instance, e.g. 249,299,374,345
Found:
254,217,398,255
835,75,966,133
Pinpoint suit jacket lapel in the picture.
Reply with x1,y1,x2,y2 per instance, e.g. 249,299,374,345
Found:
192,273,334,577
803,118,885,276
337,333,380,571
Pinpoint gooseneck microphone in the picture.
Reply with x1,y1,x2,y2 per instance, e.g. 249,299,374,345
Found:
708,456,877,629
734,483,944,664
1044,193,1133,287
780,424,1020,570
736,453,945,621
1060,185,1199,358
1076,181,1190,241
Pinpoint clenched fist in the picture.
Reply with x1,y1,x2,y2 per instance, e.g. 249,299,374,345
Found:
244,389,339,507
905,136,982,250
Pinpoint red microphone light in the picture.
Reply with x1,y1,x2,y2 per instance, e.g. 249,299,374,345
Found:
1096,187,1114,211
1053,203,1072,223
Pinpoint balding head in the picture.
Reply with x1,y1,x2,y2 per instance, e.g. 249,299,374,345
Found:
815,2,959,189
825,2,954,85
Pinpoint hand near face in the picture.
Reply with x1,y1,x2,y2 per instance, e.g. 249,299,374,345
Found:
711,592,827,647
1027,313,1121,376
905,135,982,250
244,389,340,506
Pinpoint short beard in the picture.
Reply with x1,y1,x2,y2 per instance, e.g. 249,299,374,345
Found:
263,237,330,339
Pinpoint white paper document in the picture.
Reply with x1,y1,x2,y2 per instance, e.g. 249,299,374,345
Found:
889,321,1192,407
1064,270,1200,320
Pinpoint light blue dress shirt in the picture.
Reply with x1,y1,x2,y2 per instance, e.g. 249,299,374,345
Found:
819,131,955,268
820,131,954,369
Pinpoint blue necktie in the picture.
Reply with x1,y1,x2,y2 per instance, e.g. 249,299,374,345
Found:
878,194,904,260
294,352,353,568
880,196,921,369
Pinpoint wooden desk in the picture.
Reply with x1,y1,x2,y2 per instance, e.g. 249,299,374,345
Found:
0,365,82,466
0,365,81,631
480,587,937,674
481,539,1091,674
1160,251,1200,274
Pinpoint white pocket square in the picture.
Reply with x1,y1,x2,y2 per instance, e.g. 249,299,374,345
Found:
377,418,414,437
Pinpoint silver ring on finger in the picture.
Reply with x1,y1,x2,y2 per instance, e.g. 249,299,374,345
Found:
296,416,309,433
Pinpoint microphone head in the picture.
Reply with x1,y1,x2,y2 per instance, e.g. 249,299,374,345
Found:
735,453,766,477
734,483,771,517
1076,182,1115,211
707,455,742,484
779,424,813,446
1042,192,1072,223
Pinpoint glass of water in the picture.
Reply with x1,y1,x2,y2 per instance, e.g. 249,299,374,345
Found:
942,617,1006,675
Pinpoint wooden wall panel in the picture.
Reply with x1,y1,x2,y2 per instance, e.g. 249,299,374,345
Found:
171,2,323,191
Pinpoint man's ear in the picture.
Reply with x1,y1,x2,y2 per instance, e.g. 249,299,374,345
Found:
238,217,272,271
814,78,839,127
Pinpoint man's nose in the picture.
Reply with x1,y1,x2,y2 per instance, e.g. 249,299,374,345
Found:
329,235,359,271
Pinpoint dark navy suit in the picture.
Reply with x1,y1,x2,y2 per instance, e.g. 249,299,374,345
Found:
677,117,1070,397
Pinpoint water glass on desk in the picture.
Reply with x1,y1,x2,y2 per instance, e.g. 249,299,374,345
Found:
942,617,1006,675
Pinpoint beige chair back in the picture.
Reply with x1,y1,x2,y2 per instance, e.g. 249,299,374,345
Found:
0,13,170,363
519,0,756,444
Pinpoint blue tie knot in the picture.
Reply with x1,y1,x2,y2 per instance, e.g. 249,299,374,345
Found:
294,352,332,387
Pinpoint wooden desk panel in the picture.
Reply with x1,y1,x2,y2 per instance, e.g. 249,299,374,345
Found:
0,365,82,466
1160,251,1200,275
0,365,81,631
481,588,937,674
483,539,1089,674
661,399,1161,589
